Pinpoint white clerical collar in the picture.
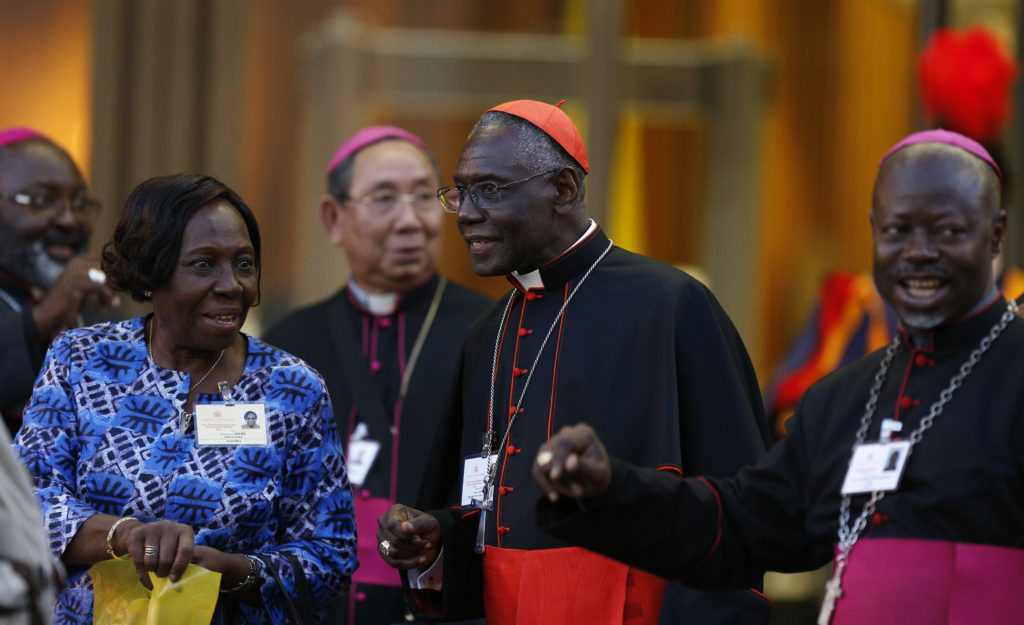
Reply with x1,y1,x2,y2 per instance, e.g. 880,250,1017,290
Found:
347,278,399,316
510,219,598,290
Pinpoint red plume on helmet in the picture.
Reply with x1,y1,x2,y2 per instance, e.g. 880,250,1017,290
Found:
918,27,1017,143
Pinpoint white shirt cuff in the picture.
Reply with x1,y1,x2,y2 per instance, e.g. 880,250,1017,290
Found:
407,548,444,590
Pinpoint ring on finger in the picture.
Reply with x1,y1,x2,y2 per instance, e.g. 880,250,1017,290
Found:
88,268,107,285
144,545,160,558
537,450,554,469
379,539,392,558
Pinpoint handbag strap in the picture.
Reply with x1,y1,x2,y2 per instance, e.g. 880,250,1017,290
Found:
283,552,315,625
254,553,314,625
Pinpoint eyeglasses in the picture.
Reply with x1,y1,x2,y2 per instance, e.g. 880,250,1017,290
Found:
344,190,439,218
437,168,560,214
0,190,100,220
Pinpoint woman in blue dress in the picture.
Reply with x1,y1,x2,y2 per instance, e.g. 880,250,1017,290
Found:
14,173,357,624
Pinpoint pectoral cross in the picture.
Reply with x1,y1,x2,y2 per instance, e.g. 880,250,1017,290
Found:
471,432,497,553
817,575,843,625
473,482,492,554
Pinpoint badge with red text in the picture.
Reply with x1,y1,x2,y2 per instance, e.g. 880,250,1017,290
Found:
461,454,498,508
195,403,269,447
840,441,911,494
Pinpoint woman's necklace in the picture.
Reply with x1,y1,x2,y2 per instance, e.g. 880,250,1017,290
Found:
148,319,227,430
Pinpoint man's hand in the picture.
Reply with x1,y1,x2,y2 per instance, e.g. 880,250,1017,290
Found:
534,423,612,502
377,504,441,570
32,252,119,337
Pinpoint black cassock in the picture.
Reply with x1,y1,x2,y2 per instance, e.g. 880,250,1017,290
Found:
540,296,1024,623
415,227,773,624
0,271,115,435
0,272,45,431
264,274,491,625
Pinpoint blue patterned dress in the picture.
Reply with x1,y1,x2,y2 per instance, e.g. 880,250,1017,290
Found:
13,317,357,624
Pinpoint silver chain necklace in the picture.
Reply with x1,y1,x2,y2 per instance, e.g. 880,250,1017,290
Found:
473,238,613,552
818,299,1018,625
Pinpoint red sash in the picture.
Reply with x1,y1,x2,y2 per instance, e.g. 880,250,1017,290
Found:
482,546,666,625
352,494,402,587
833,538,1024,625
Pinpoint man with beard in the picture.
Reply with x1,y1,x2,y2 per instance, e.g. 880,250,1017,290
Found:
533,129,1024,625
0,127,117,434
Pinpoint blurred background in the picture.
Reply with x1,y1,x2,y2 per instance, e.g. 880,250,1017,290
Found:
4,0,1021,378
2,0,1021,622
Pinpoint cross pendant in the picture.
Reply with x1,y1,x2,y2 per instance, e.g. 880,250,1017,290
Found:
817,575,843,625
473,483,493,554
474,506,487,554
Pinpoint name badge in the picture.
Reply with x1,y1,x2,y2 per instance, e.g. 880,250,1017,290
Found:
461,454,498,508
194,403,269,447
840,441,911,495
346,439,381,487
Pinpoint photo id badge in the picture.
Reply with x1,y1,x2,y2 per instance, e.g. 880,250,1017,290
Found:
461,454,498,508
194,403,269,447
840,441,911,495
346,439,381,487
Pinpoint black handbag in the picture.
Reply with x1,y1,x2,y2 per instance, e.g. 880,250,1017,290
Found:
255,552,315,625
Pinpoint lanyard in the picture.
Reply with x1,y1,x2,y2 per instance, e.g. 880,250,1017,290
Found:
473,239,613,553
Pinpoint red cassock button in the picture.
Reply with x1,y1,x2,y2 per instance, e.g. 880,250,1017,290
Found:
370,360,382,374
497,526,510,536
513,367,528,377
518,328,532,337
506,445,520,455
379,317,391,328
508,406,516,417
872,512,888,526
525,291,543,301
899,396,915,409
914,353,931,367
499,486,514,496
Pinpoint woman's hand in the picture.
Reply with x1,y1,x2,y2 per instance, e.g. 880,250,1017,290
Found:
119,519,195,589
192,546,261,602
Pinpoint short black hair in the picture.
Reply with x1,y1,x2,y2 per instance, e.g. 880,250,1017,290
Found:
326,138,441,200
101,173,261,303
